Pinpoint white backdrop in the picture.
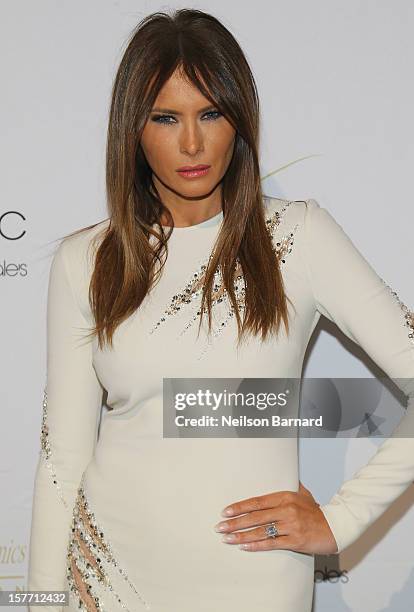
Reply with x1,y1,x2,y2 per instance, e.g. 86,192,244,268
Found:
1,1,413,610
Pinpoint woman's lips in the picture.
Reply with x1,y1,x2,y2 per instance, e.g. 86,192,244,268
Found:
176,166,211,179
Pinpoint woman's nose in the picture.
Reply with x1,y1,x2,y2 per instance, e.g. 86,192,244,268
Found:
179,122,204,155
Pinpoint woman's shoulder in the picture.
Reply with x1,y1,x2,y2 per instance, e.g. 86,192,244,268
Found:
262,194,318,235
57,218,110,269
261,196,338,269
61,217,110,248
51,218,110,319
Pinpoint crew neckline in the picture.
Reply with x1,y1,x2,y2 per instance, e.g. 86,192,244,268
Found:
160,209,224,231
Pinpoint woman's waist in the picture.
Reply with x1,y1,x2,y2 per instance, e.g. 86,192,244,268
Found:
86,436,299,514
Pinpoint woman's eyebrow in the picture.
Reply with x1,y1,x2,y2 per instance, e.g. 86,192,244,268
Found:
150,104,217,115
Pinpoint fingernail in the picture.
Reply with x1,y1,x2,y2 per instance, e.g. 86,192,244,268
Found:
222,507,234,516
214,522,228,532
239,544,251,550
222,534,236,542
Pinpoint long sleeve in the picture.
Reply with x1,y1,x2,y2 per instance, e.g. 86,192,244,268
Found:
301,198,414,554
28,237,103,605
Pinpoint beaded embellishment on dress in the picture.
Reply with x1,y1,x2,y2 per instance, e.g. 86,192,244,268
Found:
40,385,68,508
148,198,299,348
381,279,414,348
66,479,151,612
194,223,300,360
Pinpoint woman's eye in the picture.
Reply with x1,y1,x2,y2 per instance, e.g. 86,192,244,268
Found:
151,114,176,124
203,110,222,121
151,111,222,125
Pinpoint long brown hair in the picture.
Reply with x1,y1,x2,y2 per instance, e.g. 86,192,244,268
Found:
63,8,292,350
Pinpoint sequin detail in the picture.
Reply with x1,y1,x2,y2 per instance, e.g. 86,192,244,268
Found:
40,386,68,508
195,224,300,360
66,481,151,612
177,257,244,339
381,279,414,347
264,198,294,235
149,198,297,340
149,254,217,335
274,225,300,264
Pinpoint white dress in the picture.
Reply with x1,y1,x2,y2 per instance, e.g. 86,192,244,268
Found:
27,196,414,612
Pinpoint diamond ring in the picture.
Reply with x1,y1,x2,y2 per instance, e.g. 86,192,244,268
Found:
264,522,279,539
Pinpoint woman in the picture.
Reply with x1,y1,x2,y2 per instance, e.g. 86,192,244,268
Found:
27,8,414,612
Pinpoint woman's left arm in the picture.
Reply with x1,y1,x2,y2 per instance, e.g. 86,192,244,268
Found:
214,198,414,556
300,198,414,554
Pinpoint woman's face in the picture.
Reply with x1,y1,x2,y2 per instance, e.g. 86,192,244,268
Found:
140,68,236,203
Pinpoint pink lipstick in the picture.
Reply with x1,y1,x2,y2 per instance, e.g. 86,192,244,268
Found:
176,164,211,179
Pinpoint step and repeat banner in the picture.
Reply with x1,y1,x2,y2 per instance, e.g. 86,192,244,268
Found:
1,1,413,610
